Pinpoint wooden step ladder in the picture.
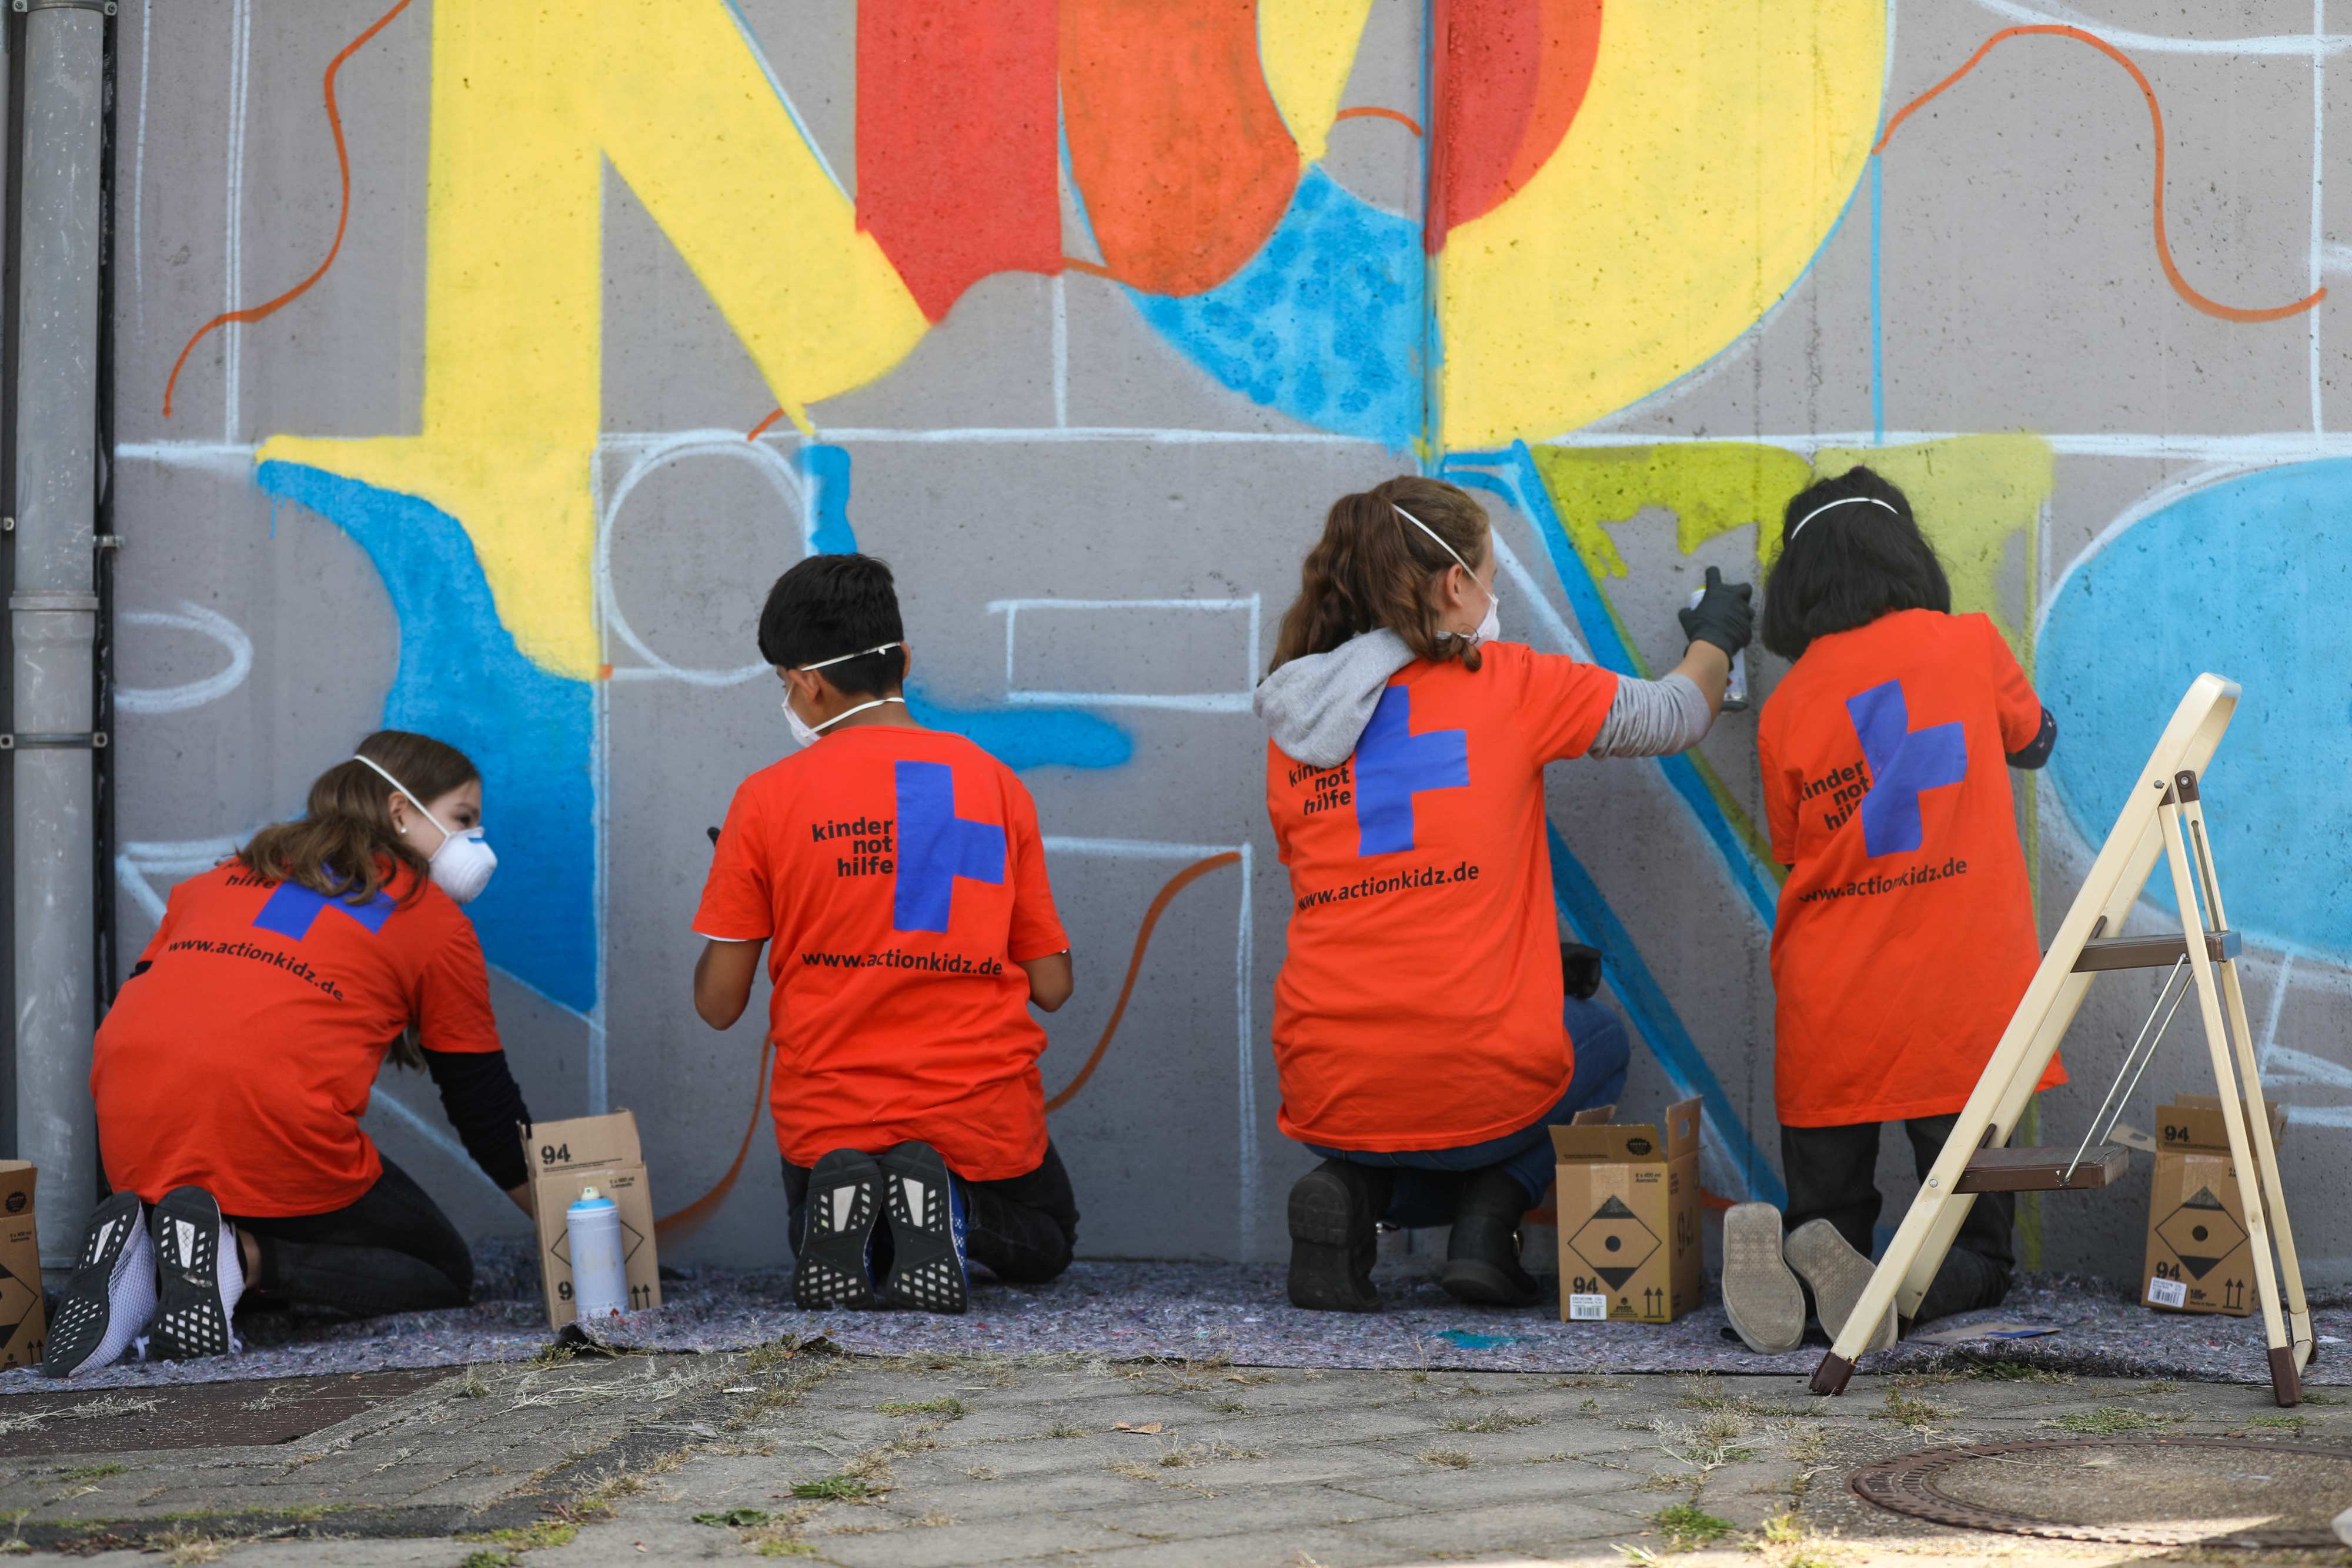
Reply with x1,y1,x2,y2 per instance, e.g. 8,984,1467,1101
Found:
1809,674,2313,1407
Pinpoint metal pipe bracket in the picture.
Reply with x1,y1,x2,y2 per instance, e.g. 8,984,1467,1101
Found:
1,731,108,750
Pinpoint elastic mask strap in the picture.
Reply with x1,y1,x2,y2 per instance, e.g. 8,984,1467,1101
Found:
798,640,904,674
1393,503,1494,635
352,753,459,843
811,696,908,734
1788,495,1897,543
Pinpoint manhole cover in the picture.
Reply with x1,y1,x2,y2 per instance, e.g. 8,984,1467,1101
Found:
1852,1437,2352,1547
0,1368,450,1457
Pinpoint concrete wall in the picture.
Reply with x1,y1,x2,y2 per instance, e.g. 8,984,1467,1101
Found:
108,0,2352,1286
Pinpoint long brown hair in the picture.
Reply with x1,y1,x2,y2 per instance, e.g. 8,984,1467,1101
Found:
1268,476,1492,674
238,730,479,908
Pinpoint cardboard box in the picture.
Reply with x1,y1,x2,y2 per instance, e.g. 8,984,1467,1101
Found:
2140,1094,2287,1316
522,1112,660,1329
0,1164,42,1369
1551,1098,1702,1323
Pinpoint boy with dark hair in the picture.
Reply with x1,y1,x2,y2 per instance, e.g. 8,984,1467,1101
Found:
691,553,1080,1313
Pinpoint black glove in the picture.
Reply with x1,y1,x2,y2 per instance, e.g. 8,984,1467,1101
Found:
1561,942,1604,1001
1676,565,1755,657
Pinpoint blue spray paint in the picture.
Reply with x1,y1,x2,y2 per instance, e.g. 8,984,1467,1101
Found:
256,462,599,1013
1125,168,1422,454
2042,459,2352,960
793,443,858,556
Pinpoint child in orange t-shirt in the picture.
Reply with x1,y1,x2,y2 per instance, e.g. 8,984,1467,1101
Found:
691,553,1077,1316
1257,476,1754,1312
1719,466,2060,1357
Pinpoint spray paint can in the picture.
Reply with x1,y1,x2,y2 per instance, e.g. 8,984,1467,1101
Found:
1688,587,1749,712
567,1186,627,1320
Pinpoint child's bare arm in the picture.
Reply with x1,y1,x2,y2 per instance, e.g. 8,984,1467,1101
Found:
694,938,763,1028
1018,950,1073,1013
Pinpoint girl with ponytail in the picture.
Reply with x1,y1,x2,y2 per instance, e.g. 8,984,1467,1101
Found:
1257,476,1752,1314
52,731,533,1378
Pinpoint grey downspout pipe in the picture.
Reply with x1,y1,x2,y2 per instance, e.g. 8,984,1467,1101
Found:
12,0,108,1270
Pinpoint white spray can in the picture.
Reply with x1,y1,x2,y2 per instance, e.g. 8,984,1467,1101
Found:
567,1186,627,1321
1688,587,1749,712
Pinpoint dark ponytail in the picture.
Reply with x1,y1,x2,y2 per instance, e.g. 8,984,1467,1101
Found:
1268,476,1492,674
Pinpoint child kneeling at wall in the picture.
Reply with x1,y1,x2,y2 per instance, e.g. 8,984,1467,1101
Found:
1720,466,2062,1356
691,554,1080,1315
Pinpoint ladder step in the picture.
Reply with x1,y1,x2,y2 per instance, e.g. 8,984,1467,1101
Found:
2070,930,2240,972
1955,1145,2130,1193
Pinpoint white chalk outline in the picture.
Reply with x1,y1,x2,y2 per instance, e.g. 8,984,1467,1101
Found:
222,0,250,444
115,601,255,714
987,596,1261,713
1967,0,2352,57
596,433,806,687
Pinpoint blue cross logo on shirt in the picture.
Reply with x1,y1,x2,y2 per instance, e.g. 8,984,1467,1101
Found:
893,760,1007,933
1845,679,1967,858
1353,686,1470,857
251,882,395,941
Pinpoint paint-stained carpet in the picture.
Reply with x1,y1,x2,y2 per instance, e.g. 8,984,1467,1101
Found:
3,1246,2341,1394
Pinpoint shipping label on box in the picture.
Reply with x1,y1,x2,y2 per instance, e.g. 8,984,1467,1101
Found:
0,1163,42,1369
1551,1098,1702,1323
521,1111,660,1329
2141,1094,2286,1317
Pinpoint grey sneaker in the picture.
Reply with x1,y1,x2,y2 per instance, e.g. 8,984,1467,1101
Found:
1785,1217,1897,1352
1719,1202,1804,1354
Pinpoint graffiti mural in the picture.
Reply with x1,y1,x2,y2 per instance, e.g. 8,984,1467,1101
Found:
112,0,2352,1281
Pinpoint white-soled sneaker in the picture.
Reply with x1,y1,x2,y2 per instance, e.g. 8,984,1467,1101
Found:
42,1191,156,1378
1785,1217,1897,1352
148,1186,243,1361
1719,1201,1805,1355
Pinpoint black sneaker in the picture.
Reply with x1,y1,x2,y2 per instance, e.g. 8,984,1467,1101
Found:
877,1143,969,1315
148,1186,241,1361
794,1149,883,1310
42,1191,155,1378
1439,1165,1542,1308
1287,1160,1390,1312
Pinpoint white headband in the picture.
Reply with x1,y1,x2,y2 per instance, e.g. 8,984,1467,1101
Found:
1392,503,1477,579
797,640,903,673
1788,495,1897,542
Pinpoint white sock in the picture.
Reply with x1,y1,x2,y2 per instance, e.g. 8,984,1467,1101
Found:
217,1222,246,1349
84,1216,156,1375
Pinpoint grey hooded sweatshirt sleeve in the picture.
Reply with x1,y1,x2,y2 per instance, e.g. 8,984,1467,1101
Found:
1254,630,1710,765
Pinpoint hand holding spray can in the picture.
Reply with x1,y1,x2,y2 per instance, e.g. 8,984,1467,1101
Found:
1687,587,1749,712
567,1185,628,1321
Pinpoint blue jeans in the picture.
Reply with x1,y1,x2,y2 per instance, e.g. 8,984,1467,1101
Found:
1302,997,1631,1228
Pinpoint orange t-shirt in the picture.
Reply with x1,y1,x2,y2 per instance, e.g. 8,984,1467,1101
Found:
93,861,502,1216
1268,642,1621,1149
693,725,1069,1181
1759,609,2063,1126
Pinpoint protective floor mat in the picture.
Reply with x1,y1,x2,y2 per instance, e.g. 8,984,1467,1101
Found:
3,1252,2342,1395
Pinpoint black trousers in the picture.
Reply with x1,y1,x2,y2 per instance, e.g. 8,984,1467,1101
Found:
1780,1114,2014,1326
784,1141,1079,1285
228,1156,473,1316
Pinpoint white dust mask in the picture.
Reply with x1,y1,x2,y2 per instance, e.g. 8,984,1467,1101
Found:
782,641,907,749
1393,504,1501,646
352,754,497,905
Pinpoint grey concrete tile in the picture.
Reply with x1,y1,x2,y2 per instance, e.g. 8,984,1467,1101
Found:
1074,1477,1420,1541
1345,1497,1637,1556
807,1509,1144,1568
1329,1457,1638,1513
